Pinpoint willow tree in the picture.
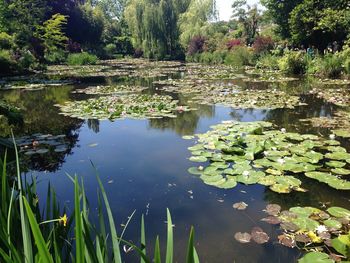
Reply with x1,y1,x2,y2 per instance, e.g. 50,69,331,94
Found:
178,0,217,49
125,0,215,59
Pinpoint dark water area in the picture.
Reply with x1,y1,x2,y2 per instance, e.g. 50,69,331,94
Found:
1,62,350,262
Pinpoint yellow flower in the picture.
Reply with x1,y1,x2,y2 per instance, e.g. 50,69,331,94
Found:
307,231,322,243
59,214,68,227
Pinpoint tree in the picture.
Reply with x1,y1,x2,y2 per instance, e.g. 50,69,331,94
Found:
289,0,350,49
260,0,302,39
231,0,261,45
36,14,69,56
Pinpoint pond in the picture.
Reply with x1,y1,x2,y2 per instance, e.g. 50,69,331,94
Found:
1,59,350,262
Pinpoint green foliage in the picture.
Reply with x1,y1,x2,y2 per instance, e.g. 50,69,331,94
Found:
45,50,67,64
36,13,68,57
114,36,134,55
104,43,118,58
0,32,14,49
289,0,350,48
278,51,307,75
67,52,98,66
0,50,15,74
224,46,253,67
256,53,279,70
316,53,343,79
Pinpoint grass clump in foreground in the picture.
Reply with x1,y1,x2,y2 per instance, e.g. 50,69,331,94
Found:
0,140,199,262
67,52,98,66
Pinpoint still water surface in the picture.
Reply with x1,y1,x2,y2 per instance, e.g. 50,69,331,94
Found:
1,65,350,263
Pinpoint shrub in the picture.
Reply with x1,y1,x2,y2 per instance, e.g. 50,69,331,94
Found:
226,39,243,50
0,32,14,49
67,52,98,65
256,53,280,70
133,48,143,58
0,49,15,74
316,53,343,79
115,36,134,55
345,58,350,76
104,43,117,58
18,50,38,70
45,50,67,64
253,36,274,55
187,36,206,56
278,51,307,75
224,46,253,67
199,52,213,64
211,50,228,64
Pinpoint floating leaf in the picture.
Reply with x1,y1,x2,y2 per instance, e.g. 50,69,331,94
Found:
234,232,251,244
327,207,350,219
251,227,269,244
278,234,296,248
298,252,334,263
264,204,281,216
233,202,248,210
261,216,281,225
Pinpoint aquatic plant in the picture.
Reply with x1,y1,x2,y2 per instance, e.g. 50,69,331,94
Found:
0,147,200,262
186,121,350,193
57,94,192,120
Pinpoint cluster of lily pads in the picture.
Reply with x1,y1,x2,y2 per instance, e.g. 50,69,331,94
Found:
57,94,192,120
14,133,69,155
186,121,350,193
73,85,147,95
235,202,350,262
309,88,350,107
273,205,350,263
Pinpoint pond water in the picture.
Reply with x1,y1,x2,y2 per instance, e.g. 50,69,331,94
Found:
1,60,350,262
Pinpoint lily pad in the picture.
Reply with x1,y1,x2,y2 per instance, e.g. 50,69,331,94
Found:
234,232,251,244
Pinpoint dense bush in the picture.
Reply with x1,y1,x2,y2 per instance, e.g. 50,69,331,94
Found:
0,50,15,74
253,36,274,54
316,53,343,79
67,52,98,65
187,36,206,56
115,36,134,55
66,39,82,53
224,46,253,67
278,51,307,75
345,58,350,75
104,43,117,58
45,50,67,64
256,53,279,70
0,32,14,49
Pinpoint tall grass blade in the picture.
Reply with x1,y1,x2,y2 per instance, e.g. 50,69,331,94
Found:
12,132,33,263
154,236,161,263
95,237,104,263
165,208,173,263
120,210,136,242
74,176,84,263
22,197,53,263
186,227,196,263
1,151,7,214
94,169,122,263
140,214,146,263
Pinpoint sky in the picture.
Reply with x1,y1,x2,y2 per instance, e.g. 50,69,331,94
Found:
216,0,261,21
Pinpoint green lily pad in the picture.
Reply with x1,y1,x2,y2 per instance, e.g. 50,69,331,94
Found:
333,129,350,138
298,252,334,263
327,207,350,219
331,168,350,175
326,161,346,168
324,219,342,229
189,156,207,162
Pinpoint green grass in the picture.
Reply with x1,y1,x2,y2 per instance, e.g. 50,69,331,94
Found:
67,52,98,66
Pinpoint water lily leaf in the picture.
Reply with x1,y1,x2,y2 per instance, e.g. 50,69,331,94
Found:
298,252,334,263
278,234,296,248
326,152,350,161
217,179,237,189
188,167,204,175
290,207,321,218
258,175,276,186
233,202,248,210
324,219,342,229
261,216,281,225
234,232,251,244
264,204,281,216
326,161,346,168
331,235,350,257
36,149,49,154
331,168,350,175
280,222,300,232
266,168,282,176
270,184,291,193
327,207,350,219
251,227,269,244
189,156,207,162
327,146,347,153
333,130,350,138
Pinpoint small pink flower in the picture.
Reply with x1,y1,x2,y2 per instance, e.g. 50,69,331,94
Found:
108,108,115,113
